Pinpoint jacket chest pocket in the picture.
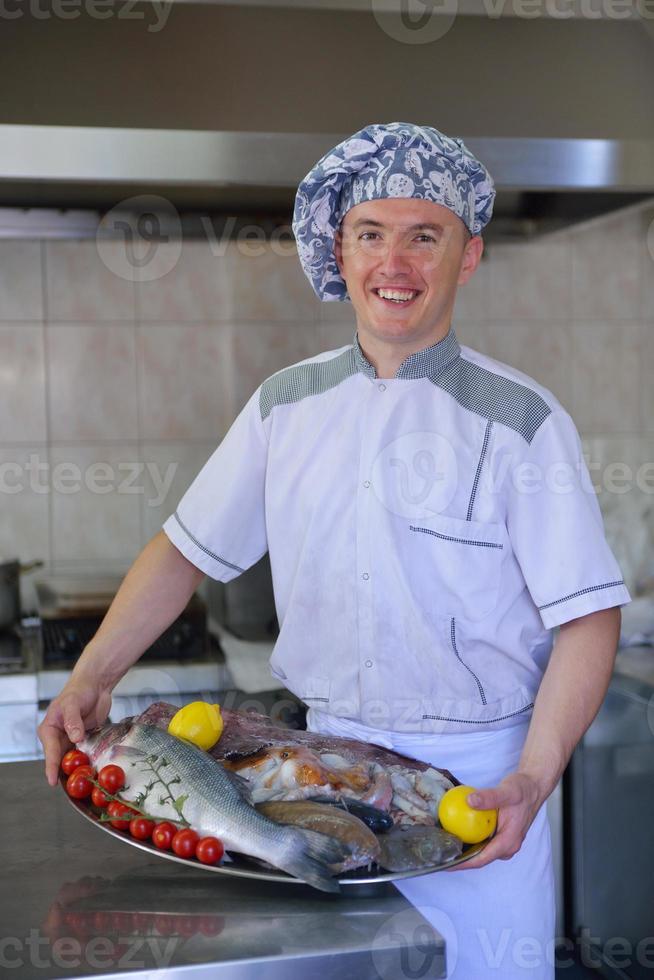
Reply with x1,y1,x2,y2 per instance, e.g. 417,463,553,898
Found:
407,513,505,621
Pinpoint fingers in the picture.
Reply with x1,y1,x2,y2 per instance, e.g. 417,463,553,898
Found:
38,719,71,786
468,782,521,811
37,693,87,785
62,703,85,744
446,829,521,871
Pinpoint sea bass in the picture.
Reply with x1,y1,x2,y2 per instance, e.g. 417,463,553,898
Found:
79,722,347,892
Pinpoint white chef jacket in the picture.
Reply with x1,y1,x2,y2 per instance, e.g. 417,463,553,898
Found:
163,328,630,734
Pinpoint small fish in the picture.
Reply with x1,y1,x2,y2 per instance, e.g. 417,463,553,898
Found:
376,825,463,872
305,796,394,833
256,800,381,874
80,722,347,893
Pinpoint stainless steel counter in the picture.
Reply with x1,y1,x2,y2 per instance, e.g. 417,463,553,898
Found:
2,762,445,980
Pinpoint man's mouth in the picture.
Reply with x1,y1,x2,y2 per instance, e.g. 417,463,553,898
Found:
372,287,421,307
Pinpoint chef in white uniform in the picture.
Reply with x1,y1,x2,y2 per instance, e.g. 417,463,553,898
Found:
162,123,629,977
40,122,630,979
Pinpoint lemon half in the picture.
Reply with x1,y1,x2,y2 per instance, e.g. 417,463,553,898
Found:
167,701,224,751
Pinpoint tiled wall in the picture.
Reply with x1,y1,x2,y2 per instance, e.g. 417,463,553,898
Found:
1,199,653,605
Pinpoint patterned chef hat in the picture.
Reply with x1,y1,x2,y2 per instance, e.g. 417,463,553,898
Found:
292,121,495,302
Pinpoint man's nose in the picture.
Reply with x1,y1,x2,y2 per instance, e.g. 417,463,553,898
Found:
377,240,412,274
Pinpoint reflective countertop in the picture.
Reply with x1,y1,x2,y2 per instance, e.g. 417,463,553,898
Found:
3,762,445,980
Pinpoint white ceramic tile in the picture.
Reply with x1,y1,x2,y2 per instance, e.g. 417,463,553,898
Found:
319,297,359,324
46,240,136,321
581,434,654,593
223,241,318,322
47,325,138,441
49,444,142,562
641,204,654,319
452,251,492,322
316,319,356,353
0,324,47,442
0,446,50,563
0,241,43,321
571,209,642,320
453,320,484,351
140,442,216,541
138,324,232,441
639,321,654,434
489,238,572,321
572,321,643,434
138,239,317,323
462,321,574,411
222,320,322,416
137,240,228,322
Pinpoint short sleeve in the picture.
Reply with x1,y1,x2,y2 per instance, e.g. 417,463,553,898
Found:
506,409,631,629
162,387,268,581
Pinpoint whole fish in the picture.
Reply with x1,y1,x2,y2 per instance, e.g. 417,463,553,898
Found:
79,722,347,893
376,825,463,872
256,800,381,873
305,796,394,833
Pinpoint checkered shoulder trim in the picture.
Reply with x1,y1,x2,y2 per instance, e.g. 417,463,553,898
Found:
260,347,357,421
432,356,552,445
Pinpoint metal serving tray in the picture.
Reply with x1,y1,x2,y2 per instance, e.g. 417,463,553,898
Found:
61,780,486,895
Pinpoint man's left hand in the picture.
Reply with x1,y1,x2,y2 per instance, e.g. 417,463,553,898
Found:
445,772,543,871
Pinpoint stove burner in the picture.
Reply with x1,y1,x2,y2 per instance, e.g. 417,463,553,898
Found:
41,612,207,666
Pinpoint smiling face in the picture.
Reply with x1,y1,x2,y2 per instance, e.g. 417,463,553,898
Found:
334,198,483,358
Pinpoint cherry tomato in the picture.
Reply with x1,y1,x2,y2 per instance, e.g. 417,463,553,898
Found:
72,764,96,780
153,913,176,936
106,800,135,830
198,915,224,937
97,764,125,794
195,836,224,865
61,749,90,776
175,914,199,938
132,912,152,933
66,771,94,799
152,822,176,850
129,817,155,840
171,828,199,859
91,786,110,808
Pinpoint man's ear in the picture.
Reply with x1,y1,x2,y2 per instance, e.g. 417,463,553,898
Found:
458,235,484,286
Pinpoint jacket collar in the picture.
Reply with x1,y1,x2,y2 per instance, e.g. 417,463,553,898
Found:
353,328,461,380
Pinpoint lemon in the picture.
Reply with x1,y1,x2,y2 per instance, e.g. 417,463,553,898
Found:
167,701,224,751
438,785,498,844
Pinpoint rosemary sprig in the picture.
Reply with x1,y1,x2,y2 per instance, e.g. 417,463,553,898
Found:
88,777,188,828
133,755,190,826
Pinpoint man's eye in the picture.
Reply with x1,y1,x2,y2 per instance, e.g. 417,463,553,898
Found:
416,234,437,243
359,232,380,241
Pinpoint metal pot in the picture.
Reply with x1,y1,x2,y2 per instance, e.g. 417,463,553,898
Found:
0,559,43,630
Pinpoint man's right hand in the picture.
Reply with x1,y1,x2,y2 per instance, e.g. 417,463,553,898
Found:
38,679,113,786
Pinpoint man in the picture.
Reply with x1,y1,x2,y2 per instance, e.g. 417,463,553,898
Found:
39,123,629,978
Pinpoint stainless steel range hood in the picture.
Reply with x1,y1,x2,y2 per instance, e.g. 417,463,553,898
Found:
2,2,653,240
2,125,652,241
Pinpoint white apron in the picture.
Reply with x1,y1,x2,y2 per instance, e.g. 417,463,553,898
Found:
307,708,556,980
